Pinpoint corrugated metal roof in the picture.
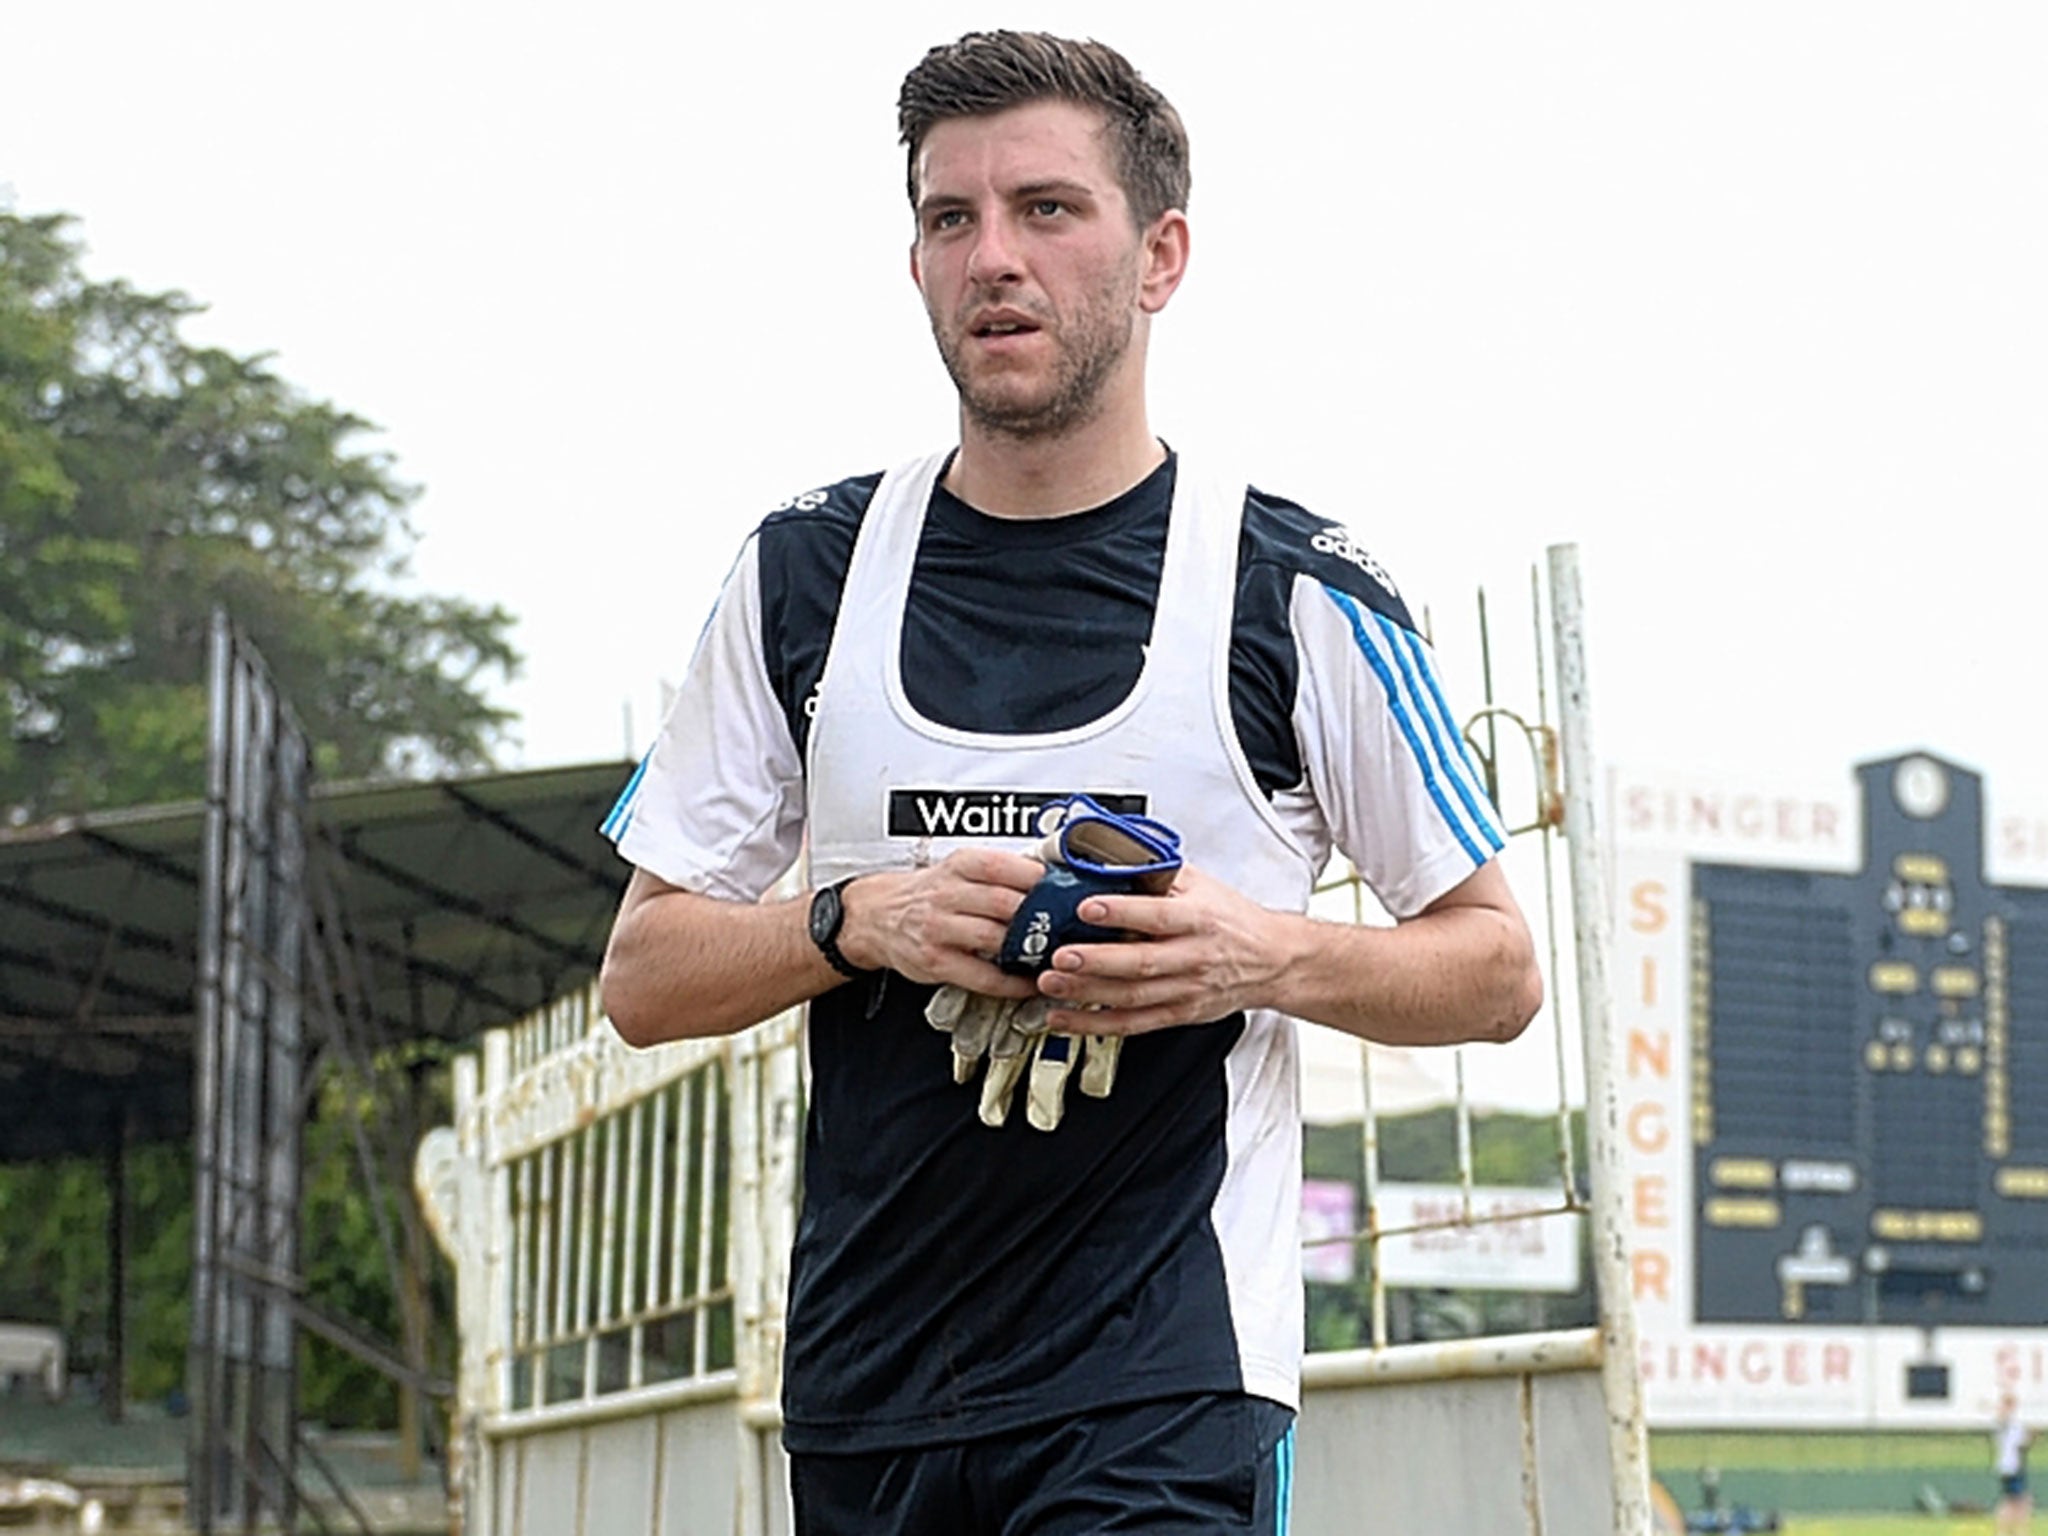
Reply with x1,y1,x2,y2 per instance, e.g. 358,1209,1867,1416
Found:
0,761,635,1158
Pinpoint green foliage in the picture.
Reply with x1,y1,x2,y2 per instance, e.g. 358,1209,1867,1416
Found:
1303,1105,1588,1194
0,1143,190,1403
0,210,519,823
122,1147,194,1403
0,1052,454,1429
0,1162,110,1343
296,1048,455,1430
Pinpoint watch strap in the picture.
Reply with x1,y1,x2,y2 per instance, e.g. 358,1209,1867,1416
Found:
810,877,871,979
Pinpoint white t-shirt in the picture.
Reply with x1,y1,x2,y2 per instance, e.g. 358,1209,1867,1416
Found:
1998,1412,2031,1476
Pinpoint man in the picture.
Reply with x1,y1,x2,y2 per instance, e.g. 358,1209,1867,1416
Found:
600,30,1542,1534
1998,1391,2034,1534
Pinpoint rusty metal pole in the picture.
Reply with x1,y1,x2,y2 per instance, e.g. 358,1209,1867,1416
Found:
1548,543,1654,1536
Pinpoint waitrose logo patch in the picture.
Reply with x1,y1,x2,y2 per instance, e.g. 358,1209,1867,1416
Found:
886,789,1148,839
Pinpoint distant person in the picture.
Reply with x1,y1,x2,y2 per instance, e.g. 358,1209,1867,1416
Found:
1997,1391,2035,1534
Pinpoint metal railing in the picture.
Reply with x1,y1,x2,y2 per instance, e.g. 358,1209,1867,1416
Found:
421,542,1651,1536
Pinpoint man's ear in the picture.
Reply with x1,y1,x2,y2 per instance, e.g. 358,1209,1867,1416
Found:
1138,211,1190,315
909,239,923,293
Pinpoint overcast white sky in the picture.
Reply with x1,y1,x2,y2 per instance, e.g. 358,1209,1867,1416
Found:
7,1,2043,799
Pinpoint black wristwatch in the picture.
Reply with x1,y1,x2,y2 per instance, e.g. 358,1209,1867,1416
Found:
807,877,871,980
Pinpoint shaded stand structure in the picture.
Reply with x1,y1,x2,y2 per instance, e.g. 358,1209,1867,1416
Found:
0,615,633,1533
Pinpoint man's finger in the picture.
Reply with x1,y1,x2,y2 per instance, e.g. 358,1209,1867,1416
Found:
1045,938,1182,980
941,959,1039,998
1071,892,1189,937
943,882,1033,924
1039,958,1182,1009
945,847,1050,891
930,912,1023,959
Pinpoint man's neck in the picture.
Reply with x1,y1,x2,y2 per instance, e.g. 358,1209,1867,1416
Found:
943,408,1166,519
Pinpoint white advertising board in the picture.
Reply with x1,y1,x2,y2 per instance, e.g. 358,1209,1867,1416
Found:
1374,1183,1582,1292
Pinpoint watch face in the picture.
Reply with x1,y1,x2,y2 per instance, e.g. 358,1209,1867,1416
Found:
1893,756,1950,820
809,883,843,945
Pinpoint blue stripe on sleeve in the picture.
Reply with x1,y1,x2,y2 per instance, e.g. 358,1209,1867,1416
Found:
1276,1423,1294,1535
1322,585,1486,867
599,755,651,840
1374,612,1506,854
1396,624,1507,844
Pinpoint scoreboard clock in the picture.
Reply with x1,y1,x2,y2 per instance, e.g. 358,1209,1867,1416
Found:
1691,753,2048,1333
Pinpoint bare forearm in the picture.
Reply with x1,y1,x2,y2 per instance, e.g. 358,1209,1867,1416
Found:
600,852,1045,1048
600,881,843,1046
1260,905,1543,1047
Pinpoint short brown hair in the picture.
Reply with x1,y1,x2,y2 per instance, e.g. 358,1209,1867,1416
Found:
898,31,1191,228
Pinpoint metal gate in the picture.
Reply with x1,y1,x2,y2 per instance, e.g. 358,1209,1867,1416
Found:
418,544,1652,1535
191,611,311,1532
191,612,464,1534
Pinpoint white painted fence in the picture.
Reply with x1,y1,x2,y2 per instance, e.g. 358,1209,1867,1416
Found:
418,994,800,1536
418,544,1653,1535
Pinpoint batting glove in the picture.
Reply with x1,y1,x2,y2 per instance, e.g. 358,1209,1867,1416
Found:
926,796,1182,1130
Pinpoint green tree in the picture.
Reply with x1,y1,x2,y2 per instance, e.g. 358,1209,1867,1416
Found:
0,1142,192,1405
0,1086,452,1430
296,1045,456,1434
0,210,518,823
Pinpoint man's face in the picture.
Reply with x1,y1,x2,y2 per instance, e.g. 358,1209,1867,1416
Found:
910,100,1166,441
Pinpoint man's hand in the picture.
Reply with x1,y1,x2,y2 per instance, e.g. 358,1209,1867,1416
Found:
925,796,1184,1128
1032,862,1289,1037
836,848,1044,999
992,799,1182,976
1037,859,1544,1049
601,849,1043,1048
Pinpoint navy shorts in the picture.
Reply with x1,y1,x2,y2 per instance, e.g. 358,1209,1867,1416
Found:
789,1392,1296,1535
2001,1472,2028,1499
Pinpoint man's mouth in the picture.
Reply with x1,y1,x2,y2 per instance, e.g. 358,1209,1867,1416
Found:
970,313,1041,339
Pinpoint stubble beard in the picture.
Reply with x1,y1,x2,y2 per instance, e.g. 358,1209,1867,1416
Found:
932,268,1138,444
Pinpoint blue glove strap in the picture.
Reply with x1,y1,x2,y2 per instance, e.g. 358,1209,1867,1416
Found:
1053,794,1182,879
997,863,1146,977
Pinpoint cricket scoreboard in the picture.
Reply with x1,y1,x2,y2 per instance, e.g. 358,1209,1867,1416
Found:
1613,752,2048,1428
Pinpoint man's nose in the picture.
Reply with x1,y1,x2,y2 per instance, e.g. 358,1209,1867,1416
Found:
965,215,1023,286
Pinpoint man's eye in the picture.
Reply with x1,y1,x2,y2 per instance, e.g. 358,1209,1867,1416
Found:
1030,200,1064,218
929,210,967,232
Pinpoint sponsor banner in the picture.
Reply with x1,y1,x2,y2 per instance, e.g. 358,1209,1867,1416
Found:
1613,762,2048,889
1375,1183,1581,1292
1643,1326,2048,1428
885,788,1147,839
1982,778,2048,889
1608,764,1861,872
1615,848,1694,1335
